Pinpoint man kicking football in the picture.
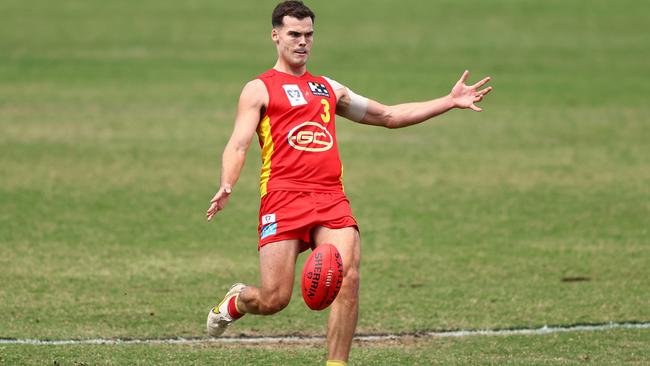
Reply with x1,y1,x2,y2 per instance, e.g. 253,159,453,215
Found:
205,1,492,365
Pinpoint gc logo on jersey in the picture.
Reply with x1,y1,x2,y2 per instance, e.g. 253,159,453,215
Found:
308,82,330,97
287,121,334,152
282,84,308,107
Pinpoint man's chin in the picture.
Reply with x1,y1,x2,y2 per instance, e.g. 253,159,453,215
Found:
290,58,309,67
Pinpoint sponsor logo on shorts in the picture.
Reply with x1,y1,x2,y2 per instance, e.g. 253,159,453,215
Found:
308,82,330,97
282,84,307,107
261,223,277,239
287,121,333,152
261,213,276,225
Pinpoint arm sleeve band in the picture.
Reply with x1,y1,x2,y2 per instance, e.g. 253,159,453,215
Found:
324,76,369,122
345,88,369,122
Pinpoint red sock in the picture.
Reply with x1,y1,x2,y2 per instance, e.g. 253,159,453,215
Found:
227,296,243,319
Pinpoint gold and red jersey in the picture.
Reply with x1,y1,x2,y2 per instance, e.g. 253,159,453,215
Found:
256,69,343,197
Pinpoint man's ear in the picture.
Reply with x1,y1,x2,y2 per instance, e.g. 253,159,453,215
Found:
271,28,279,44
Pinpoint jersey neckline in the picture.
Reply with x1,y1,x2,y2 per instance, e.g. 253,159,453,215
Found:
271,68,313,79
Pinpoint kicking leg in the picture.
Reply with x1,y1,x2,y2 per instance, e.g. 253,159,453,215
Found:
207,239,301,337
313,226,361,363
237,239,301,315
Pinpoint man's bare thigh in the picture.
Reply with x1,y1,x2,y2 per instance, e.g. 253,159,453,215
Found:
258,239,303,291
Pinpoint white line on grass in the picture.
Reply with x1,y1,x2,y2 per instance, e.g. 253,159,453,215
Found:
1,322,649,345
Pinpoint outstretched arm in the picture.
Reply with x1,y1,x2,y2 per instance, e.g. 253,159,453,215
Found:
206,80,267,221
335,70,492,129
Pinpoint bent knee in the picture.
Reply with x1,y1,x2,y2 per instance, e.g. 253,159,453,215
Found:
260,292,292,314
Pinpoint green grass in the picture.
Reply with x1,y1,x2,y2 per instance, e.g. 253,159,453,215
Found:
2,329,649,365
1,0,649,363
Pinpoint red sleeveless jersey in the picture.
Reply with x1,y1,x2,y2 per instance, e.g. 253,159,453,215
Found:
256,69,343,197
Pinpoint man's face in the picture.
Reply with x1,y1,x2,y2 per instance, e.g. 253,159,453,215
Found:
272,16,314,68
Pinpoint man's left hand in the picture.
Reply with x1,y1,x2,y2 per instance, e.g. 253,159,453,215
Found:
450,70,492,112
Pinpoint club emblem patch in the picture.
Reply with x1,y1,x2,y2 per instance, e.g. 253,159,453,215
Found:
308,82,330,97
261,213,276,225
283,84,308,106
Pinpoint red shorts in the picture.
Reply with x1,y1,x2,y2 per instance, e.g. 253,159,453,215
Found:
258,191,358,251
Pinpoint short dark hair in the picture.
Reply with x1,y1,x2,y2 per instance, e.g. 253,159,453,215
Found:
272,1,315,28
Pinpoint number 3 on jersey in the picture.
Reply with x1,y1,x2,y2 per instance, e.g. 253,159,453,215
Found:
320,99,330,123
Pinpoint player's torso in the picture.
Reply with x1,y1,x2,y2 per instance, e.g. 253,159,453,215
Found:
256,69,342,196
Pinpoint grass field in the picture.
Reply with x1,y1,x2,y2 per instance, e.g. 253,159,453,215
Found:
2,329,649,365
1,0,649,364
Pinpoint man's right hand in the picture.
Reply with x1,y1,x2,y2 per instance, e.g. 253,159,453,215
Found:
206,184,232,221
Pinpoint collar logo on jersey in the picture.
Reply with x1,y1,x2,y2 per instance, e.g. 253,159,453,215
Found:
308,82,330,97
287,121,334,152
282,84,308,107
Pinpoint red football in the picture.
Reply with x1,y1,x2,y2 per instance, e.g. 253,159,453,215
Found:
301,243,344,311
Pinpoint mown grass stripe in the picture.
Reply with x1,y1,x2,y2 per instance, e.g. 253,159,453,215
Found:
2,321,648,345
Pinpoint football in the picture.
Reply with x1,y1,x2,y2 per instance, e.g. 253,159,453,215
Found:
301,243,344,311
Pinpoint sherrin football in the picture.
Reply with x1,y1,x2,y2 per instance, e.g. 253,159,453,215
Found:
301,243,343,311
